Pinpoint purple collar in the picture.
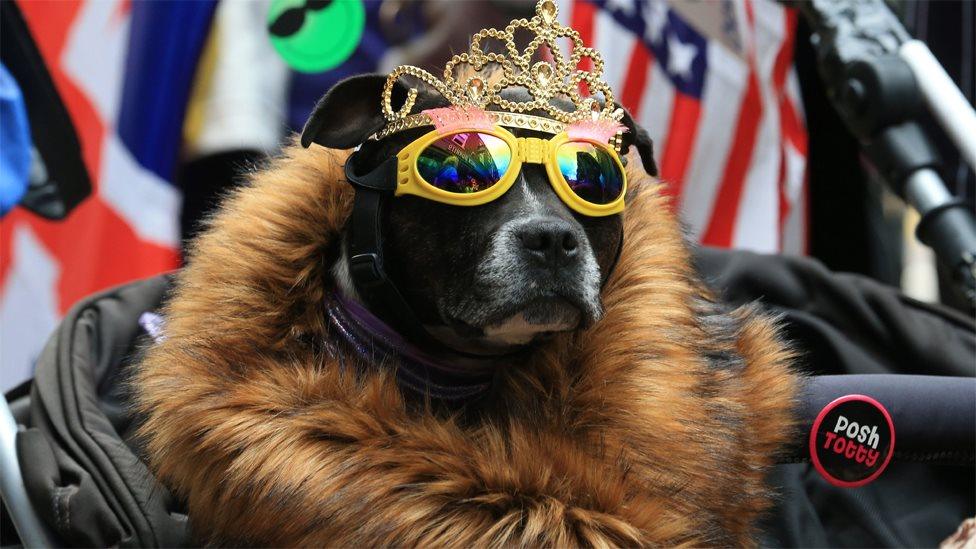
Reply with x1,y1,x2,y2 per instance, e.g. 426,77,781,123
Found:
325,291,496,401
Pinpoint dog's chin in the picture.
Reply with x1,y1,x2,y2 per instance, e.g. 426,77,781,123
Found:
481,297,582,345
426,296,584,355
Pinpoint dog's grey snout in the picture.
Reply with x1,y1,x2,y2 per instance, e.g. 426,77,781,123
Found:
472,213,604,336
516,217,581,266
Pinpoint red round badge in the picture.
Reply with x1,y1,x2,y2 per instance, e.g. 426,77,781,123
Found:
809,394,895,488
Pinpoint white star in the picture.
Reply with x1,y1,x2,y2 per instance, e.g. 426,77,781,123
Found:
667,33,697,80
605,0,635,16
642,0,668,44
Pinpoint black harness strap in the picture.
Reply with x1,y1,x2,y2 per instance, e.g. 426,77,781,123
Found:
344,157,433,345
345,157,502,360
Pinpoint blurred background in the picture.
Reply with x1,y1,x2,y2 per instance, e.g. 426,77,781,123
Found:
1,0,973,390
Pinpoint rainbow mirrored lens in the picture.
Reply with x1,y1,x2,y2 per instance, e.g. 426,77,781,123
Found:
555,141,624,205
416,132,512,194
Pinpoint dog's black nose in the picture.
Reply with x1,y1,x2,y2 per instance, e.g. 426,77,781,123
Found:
517,218,580,265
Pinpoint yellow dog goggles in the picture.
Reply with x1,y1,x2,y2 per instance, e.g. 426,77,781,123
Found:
359,125,627,217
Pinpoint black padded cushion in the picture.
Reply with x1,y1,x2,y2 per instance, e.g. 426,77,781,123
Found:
16,275,187,547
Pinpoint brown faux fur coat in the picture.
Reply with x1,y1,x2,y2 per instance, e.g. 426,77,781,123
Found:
134,141,797,546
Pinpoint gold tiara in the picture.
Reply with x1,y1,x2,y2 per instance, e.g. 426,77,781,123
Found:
375,0,624,142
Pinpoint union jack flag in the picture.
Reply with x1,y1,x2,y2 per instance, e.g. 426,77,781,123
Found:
559,0,808,253
0,1,215,388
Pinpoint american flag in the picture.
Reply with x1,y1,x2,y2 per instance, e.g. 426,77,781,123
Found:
0,1,215,389
558,0,808,253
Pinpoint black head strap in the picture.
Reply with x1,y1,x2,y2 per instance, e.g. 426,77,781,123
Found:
602,228,625,288
343,157,427,340
344,157,502,360
344,155,397,192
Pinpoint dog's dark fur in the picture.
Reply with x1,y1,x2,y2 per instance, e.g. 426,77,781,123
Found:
316,76,646,351
134,75,797,546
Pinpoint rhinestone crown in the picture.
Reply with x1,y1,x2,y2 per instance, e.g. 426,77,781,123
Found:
376,0,624,140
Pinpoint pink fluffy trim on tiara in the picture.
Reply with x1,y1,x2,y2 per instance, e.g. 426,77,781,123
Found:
423,106,494,134
566,119,627,143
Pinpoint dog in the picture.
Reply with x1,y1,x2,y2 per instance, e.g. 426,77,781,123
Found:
317,75,642,354
134,73,797,546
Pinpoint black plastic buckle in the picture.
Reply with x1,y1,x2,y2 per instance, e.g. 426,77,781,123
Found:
349,253,385,288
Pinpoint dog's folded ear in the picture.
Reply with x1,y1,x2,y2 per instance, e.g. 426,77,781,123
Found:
301,74,408,150
617,106,658,177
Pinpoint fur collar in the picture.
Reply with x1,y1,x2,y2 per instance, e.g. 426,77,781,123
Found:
135,141,797,546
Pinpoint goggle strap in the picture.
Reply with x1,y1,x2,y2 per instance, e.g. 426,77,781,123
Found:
345,153,420,342
601,229,624,289
344,155,398,192
347,189,429,341
346,183,499,361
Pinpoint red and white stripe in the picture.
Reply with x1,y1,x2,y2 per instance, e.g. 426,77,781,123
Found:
561,0,808,255
0,1,180,389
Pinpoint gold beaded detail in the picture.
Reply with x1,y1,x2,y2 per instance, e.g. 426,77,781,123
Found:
372,112,565,140
378,0,622,136
371,112,625,154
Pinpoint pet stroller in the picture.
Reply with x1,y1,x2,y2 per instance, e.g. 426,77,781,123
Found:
1,248,973,547
2,0,974,545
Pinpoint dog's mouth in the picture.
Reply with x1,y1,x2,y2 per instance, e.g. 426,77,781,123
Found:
427,293,591,353
480,296,582,345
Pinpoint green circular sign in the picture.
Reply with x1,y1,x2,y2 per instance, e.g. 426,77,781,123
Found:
267,0,365,73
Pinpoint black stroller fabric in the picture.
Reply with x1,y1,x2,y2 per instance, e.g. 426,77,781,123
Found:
6,249,975,547
696,248,975,547
12,275,187,547
695,247,975,378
